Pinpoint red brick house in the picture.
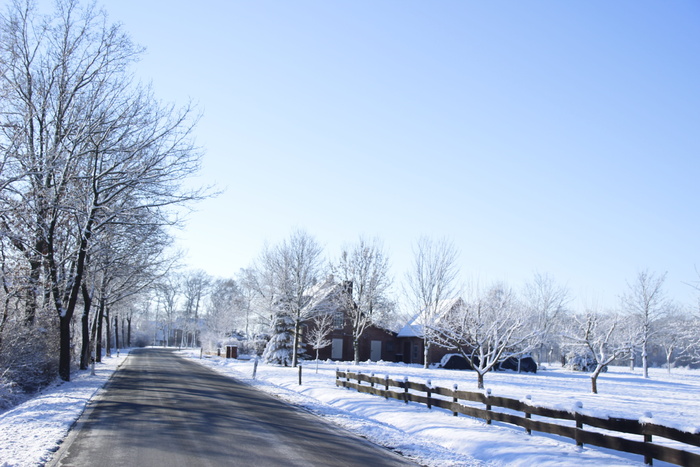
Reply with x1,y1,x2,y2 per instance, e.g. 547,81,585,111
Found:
300,277,399,362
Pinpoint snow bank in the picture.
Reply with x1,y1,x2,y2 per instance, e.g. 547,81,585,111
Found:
0,353,129,467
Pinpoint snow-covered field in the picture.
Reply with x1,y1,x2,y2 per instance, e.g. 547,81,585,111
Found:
188,354,700,467
1,349,699,466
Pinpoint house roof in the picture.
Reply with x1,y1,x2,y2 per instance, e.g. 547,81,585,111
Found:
397,297,464,338
302,276,346,316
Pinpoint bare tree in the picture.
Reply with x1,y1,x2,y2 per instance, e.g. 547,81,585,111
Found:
0,0,207,380
522,273,570,364
333,237,392,364
563,310,630,394
202,278,243,351
180,270,211,347
432,283,539,389
656,306,695,374
307,312,333,372
261,230,324,367
622,270,671,379
404,236,460,368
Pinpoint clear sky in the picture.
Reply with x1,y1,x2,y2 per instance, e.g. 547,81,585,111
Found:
102,1,699,310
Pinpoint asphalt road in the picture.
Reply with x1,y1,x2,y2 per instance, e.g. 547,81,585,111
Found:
49,348,417,467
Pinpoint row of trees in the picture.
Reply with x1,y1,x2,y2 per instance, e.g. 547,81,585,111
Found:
144,231,699,393
0,0,205,392
146,231,395,368
406,237,700,391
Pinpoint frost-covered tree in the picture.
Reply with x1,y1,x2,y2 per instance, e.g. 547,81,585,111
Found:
333,237,393,364
405,236,460,368
262,314,295,366
522,273,569,363
622,270,671,379
563,310,630,394
0,0,206,380
307,312,333,372
656,306,695,373
261,230,324,367
203,278,243,350
180,270,211,348
432,283,538,389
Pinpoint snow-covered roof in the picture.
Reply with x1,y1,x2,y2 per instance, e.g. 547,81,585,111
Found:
302,276,347,315
397,297,463,338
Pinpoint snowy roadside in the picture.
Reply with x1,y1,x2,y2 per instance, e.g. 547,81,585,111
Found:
183,351,659,467
0,352,130,467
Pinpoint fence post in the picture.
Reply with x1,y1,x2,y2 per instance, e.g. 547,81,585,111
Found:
371,372,375,388
404,376,409,404
426,379,432,410
574,401,583,448
525,395,532,435
298,362,302,385
453,384,459,417
385,375,390,400
486,388,492,425
346,368,351,386
643,411,653,466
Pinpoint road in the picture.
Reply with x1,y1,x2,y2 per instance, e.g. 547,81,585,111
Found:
49,348,416,467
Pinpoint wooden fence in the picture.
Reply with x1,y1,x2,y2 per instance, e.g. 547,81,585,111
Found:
335,370,700,466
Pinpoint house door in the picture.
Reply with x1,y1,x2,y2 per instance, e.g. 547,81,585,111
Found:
370,340,382,361
331,338,343,360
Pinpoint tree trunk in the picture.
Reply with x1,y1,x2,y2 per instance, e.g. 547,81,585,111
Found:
591,364,605,394
423,338,430,369
292,319,301,367
58,315,72,381
642,343,649,379
477,372,485,390
126,316,132,347
25,257,42,325
114,314,120,351
90,307,98,362
96,300,104,363
105,306,112,357
353,339,360,365
79,284,92,370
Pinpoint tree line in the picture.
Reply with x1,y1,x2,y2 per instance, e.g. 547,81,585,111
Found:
145,231,700,393
0,0,205,402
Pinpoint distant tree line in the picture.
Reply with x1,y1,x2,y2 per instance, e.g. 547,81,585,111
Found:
145,231,700,394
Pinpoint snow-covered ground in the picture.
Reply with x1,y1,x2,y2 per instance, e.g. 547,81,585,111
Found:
185,354,700,467
0,352,129,467
2,349,699,466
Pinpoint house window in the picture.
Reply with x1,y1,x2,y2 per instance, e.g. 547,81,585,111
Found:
332,312,344,329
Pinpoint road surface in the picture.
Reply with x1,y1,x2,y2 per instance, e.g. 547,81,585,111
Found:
49,348,416,466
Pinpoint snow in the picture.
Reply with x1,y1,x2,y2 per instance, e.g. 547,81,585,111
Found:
2,349,699,467
0,352,129,467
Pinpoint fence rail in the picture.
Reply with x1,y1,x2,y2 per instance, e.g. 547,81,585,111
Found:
335,370,700,466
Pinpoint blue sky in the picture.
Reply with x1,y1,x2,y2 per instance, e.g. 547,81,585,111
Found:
105,1,699,309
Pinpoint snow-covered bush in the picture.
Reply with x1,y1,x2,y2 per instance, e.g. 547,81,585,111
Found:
0,318,59,395
263,315,295,366
0,374,24,412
